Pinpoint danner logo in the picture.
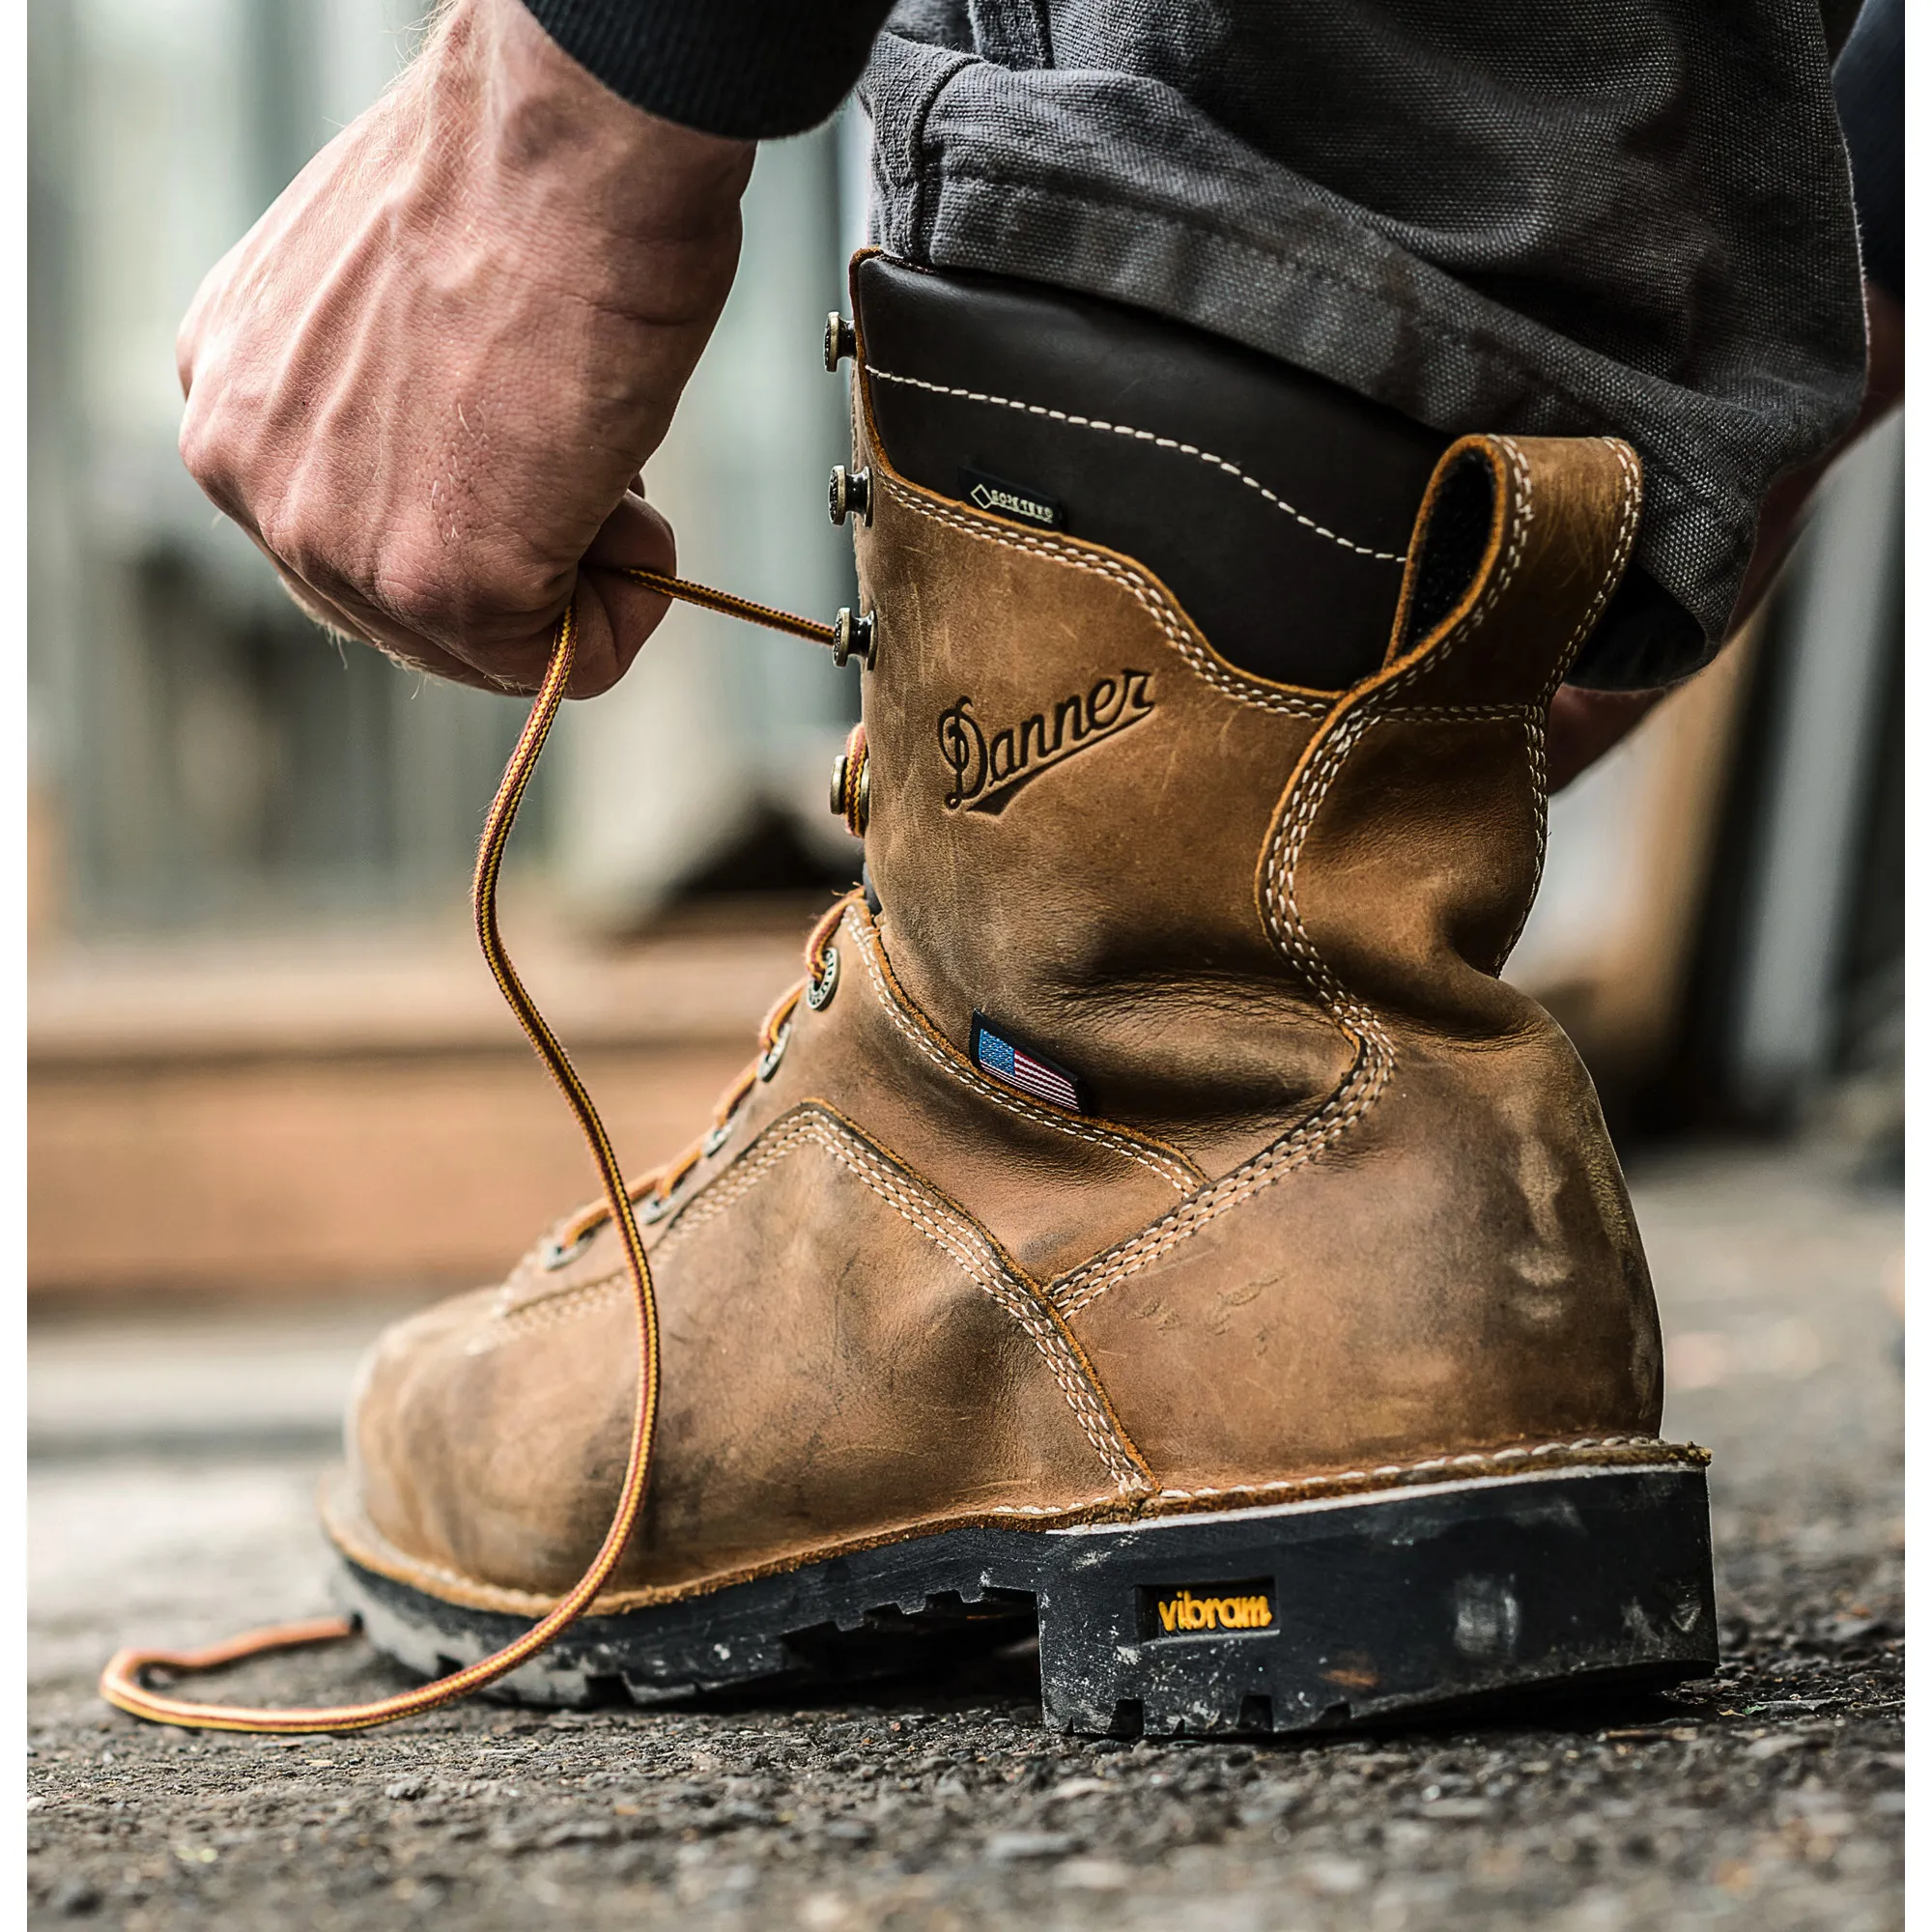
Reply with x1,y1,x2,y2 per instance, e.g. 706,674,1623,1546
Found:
1149,1586,1275,1635
937,671,1155,815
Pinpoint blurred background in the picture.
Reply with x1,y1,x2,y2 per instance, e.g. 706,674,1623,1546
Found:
29,0,881,1318
25,21,1903,1930
25,0,1901,1409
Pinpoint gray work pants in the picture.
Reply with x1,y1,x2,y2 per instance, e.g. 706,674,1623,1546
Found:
860,2,1867,688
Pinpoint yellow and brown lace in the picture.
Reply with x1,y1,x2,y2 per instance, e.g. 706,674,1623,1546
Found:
99,569,843,1734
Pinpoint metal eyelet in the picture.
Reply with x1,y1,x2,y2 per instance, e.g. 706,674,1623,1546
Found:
828,466,872,526
701,1120,735,1157
829,725,870,837
756,1020,793,1081
831,607,878,670
538,1230,593,1271
824,313,856,372
806,946,840,1010
639,1190,674,1226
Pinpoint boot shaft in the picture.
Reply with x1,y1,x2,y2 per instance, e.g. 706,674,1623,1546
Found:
844,252,1639,1168
324,257,1696,1711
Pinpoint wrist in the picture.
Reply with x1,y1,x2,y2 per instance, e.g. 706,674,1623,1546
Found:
433,0,754,266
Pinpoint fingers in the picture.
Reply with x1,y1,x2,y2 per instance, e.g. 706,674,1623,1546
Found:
567,492,680,697
167,0,748,705
257,546,537,695
246,488,681,701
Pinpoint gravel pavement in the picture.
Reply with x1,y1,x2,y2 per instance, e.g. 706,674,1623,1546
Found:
28,1144,1904,1930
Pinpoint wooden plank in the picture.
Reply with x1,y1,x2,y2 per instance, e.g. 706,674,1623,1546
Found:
30,1044,751,1299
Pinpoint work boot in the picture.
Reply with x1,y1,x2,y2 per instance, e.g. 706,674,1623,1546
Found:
325,252,1716,1736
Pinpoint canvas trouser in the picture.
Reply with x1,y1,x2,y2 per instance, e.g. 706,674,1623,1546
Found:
860,0,1873,689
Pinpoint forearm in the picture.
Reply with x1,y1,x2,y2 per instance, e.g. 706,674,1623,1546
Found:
177,0,756,696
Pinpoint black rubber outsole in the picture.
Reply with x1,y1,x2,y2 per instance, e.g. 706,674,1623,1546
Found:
334,1462,1717,1738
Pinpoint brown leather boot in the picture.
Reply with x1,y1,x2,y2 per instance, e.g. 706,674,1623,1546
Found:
325,254,1715,1736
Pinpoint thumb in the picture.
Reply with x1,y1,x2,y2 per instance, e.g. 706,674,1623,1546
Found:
566,491,680,698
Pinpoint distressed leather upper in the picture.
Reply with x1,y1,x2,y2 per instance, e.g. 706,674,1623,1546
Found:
326,265,1670,1616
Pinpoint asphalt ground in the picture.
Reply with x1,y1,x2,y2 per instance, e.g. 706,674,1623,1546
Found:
27,1144,1904,1930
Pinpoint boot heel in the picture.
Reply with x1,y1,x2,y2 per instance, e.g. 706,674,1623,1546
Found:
1029,1463,1716,1737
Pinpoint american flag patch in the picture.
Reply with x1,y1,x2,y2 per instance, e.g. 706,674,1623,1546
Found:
970,1011,1086,1114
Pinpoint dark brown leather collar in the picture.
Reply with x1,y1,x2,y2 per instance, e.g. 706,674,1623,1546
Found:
855,253,1448,691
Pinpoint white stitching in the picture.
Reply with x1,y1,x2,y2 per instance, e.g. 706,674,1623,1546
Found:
1150,1435,1704,1502
1501,436,1641,964
869,365,1407,565
1052,709,1390,1316
984,1497,1119,1517
880,475,1327,720
473,1110,1147,1489
847,911,1198,1192
1378,437,1535,705
1053,442,1545,1317
657,1106,1148,1493
470,1273,626,1350
1377,701,1538,722
1538,439,1642,710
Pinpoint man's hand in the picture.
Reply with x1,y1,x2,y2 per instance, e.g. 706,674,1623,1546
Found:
176,0,753,696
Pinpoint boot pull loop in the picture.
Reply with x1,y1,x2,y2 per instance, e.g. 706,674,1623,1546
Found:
1380,435,1642,711
99,569,857,1736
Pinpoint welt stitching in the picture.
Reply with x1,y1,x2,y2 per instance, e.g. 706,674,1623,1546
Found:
848,912,1197,1191
345,1430,1695,1619
881,475,1326,720
1151,1435,1701,1503
982,1497,1122,1517
346,1486,1145,1618
656,1106,1142,1490
868,365,1406,564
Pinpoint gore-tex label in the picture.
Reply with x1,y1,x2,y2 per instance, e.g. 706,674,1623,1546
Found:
957,466,1064,529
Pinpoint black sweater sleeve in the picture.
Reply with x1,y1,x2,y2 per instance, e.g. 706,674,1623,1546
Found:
519,0,897,138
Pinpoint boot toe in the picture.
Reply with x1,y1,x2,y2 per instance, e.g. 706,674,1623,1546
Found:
335,1276,638,1605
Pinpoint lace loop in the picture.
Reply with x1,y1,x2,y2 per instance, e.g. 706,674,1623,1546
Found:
99,568,839,1734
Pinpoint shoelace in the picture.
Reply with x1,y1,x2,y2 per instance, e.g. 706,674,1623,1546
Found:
98,568,839,1733
542,892,853,1267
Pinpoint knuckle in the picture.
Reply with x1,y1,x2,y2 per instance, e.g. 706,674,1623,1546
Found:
176,407,225,489
253,492,319,574
375,554,462,633
384,541,554,639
